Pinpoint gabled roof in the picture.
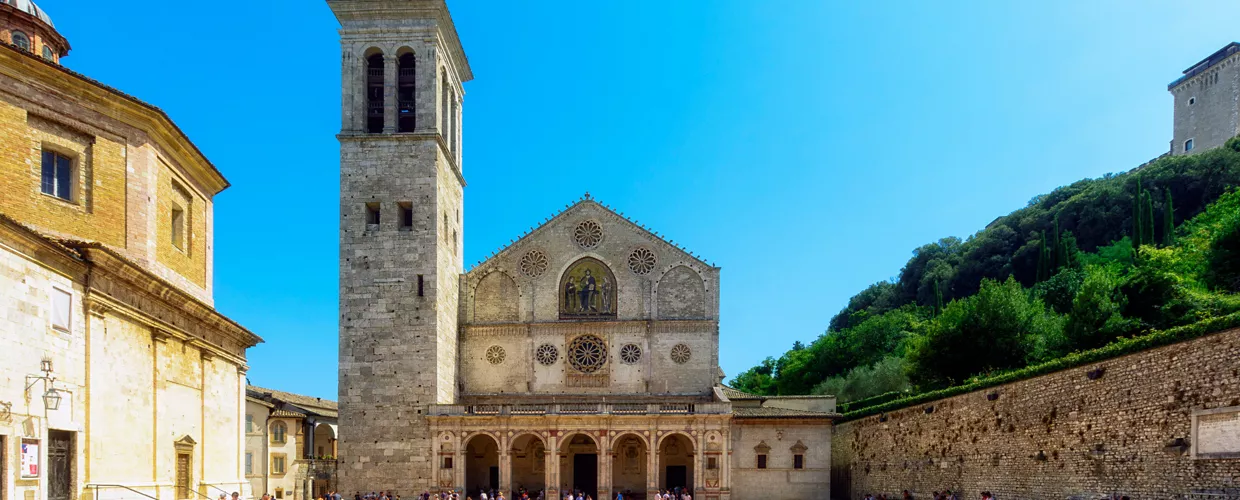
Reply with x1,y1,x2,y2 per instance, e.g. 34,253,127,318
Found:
469,193,718,273
248,385,337,418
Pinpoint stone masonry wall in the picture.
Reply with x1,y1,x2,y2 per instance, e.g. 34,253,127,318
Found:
1171,51,1240,155
831,327,1240,500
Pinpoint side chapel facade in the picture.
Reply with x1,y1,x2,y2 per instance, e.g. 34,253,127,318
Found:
331,2,838,499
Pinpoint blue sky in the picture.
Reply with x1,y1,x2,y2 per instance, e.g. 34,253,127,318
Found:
37,0,1240,400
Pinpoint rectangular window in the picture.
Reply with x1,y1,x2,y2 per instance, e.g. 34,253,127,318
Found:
793,454,804,469
1185,138,1195,152
399,202,413,229
275,489,284,500
244,453,253,475
272,455,286,475
707,457,717,470
171,206,185,251
417,274,424,297
51,287,71,332
443,457,453,469
40,150,73,201
756,455,767,469
245,414,254,433
366,202,381,226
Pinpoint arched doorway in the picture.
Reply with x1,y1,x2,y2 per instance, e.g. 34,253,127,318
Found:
312,424,337,498
510,433,546,497
658,434,694,494
465,434,499,497
612,434,648,500
559,433,599,500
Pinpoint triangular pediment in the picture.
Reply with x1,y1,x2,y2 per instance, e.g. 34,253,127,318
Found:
468,194,715,275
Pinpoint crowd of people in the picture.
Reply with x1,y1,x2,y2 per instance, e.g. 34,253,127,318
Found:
317,487,695,500
862,490,1131,500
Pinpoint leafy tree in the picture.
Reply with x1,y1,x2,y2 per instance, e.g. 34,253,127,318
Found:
811,357,911,403
1206,211,1240,292
1033,266,1085,315
730,357,777,395
906,277,1064,389
1062,266,1137,351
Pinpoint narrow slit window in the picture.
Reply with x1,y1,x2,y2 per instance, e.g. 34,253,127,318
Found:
757,455,767,469
417,274,425,297
399,202,413,229
171,206,186,251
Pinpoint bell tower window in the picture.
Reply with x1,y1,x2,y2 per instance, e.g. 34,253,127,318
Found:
397,53,416,132
366,53,385,134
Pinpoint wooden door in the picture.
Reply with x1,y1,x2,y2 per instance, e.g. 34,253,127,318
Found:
47,431,73,500
176,453,191,499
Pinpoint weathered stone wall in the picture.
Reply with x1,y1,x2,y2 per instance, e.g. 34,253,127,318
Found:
831,327,1240,500
334,1,468,493
1171,49,1240,155
731,420,832,500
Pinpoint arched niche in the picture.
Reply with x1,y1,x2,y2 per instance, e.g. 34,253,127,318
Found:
657,266,706,319
474,271,519,322
559,257,618,319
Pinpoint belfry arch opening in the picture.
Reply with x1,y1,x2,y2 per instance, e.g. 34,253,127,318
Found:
397,50,416,132
366,51,384,133
612,433,648,498
464,434,499,497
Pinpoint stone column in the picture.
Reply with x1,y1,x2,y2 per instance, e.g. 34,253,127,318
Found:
383,54,398,133
500,438,511,496
544,434,557,499
455,446,466,496
598,445,610,500
454,97,463,169
342,47,357,133
692,435,703,495
647,437,659,498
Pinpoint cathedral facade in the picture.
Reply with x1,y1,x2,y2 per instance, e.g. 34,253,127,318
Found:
331,2,837,499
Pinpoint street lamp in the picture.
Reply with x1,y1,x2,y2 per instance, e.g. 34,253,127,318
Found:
26,359,60,411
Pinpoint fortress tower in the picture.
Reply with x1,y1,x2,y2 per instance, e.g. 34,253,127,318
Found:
329,0,471,493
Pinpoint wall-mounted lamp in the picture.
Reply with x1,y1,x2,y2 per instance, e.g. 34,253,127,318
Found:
26,359,60,411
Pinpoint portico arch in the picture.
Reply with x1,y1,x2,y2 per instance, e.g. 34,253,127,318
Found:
464,433,500,497
510,433,546,497
559,433,600,500
658,433,694,494
611,433,648,499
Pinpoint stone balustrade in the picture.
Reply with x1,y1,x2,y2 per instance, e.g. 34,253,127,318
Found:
427,402,730,416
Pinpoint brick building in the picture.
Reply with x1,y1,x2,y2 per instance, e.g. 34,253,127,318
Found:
329,2,838,500
0,3,261,500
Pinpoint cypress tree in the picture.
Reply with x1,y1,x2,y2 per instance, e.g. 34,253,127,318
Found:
934,281,943,316
1162,189,1173,244
1132,181,1143,249
1143,189,1156,248
1036,231,1049,282
1054,218,1066,273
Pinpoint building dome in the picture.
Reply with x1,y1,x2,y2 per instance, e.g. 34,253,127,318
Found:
1,0,70,63
5,0,53,26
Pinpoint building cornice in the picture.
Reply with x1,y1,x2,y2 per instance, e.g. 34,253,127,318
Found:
0,43,229,195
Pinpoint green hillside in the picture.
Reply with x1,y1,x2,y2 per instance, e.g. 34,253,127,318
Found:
731,137,1240,402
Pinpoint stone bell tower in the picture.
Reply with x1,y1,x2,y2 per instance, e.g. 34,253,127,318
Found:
329,0,471,494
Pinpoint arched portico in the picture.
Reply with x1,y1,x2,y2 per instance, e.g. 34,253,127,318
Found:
559,433,600,500
611,433,648,499
510,433,546,497
465,434,500,497
658,433,695,495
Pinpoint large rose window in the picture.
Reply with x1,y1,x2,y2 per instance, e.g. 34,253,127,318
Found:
567,335,608,373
